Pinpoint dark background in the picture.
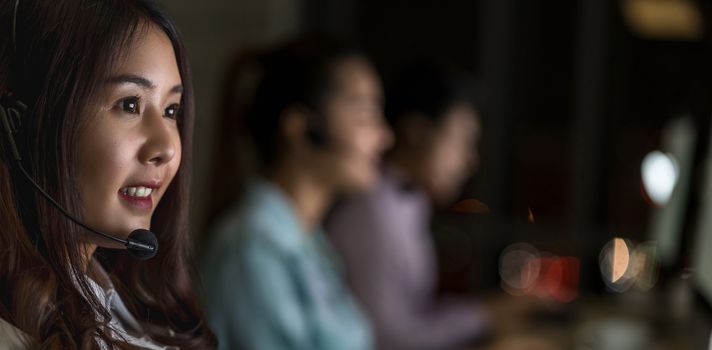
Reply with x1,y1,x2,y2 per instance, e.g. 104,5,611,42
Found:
166,0,712,296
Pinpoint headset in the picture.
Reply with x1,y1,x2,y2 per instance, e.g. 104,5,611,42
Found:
0,0,157,260
307,121,329,147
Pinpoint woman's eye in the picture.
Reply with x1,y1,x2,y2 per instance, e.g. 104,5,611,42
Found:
118,96,140,114
164,104,180,119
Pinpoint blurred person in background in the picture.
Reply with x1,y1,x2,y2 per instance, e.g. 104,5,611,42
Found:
199,38,392,350
327,63,487,350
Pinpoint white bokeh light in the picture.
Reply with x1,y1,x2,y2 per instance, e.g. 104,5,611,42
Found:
499,243,540,296
641,151,679,207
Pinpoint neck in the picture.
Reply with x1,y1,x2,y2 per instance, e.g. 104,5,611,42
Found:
267,162,334,233
388,147,422,186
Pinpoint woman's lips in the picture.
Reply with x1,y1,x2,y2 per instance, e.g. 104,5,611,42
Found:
118,190,153,210
117,182,160,211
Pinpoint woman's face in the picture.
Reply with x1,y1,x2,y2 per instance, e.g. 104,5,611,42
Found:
423,103,480,205
319,57,392,192
77,25,182,246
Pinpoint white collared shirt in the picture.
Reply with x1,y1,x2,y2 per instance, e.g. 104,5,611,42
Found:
0,317,27,350
0,262,173,350
85,261,176,350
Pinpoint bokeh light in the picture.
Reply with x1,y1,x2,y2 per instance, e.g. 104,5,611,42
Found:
527,207,535,223
631,242,659,291
450,198,491,214
641,151,679,207
499,243,579,302
611,238,630,283
599,238,659,293
499,243,541,296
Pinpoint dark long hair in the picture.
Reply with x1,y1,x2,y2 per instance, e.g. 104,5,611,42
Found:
0,0,215,348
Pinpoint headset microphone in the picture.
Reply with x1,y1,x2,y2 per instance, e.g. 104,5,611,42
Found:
0,100,158,260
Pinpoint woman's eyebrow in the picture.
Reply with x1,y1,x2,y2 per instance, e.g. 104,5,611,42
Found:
108,74,183,94
170,84,183,94
108,74,155,89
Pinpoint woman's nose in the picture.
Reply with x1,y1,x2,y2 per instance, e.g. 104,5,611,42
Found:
137,108,179,166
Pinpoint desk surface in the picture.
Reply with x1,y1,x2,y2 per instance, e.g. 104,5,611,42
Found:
468,289,701,350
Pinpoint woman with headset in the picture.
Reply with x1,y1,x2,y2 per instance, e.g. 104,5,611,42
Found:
0,0,215,348
200,39,392,350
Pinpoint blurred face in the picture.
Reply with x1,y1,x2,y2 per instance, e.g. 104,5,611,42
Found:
77,25,183,247
423,103,480,205
316,57,392,192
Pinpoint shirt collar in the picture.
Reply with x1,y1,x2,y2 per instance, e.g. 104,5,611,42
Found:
247,178,323,249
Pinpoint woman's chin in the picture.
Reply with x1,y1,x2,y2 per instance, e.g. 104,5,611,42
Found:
346,172,379,193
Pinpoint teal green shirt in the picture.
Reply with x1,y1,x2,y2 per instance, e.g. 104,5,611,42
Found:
200,180,373,350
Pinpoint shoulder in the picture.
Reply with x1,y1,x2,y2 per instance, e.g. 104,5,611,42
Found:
203,199,303,278
215,183,308,254
331,172,420,227
210,205,300,257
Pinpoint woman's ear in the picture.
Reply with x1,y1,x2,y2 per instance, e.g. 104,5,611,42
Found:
279,106,311,150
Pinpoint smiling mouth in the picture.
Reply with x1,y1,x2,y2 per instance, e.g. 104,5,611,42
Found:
120,186,154,197
118,185,157,211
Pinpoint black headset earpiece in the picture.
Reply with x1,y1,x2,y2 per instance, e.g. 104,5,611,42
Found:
306,126,328,148
0,97,25,161
2,0,24,161
303,107,330,148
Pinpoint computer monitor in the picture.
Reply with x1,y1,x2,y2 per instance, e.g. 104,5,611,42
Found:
693,120,712,305
647,116,696,268
691,119,712,349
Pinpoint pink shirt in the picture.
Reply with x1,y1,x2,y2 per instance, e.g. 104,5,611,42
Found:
327,167,487,350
